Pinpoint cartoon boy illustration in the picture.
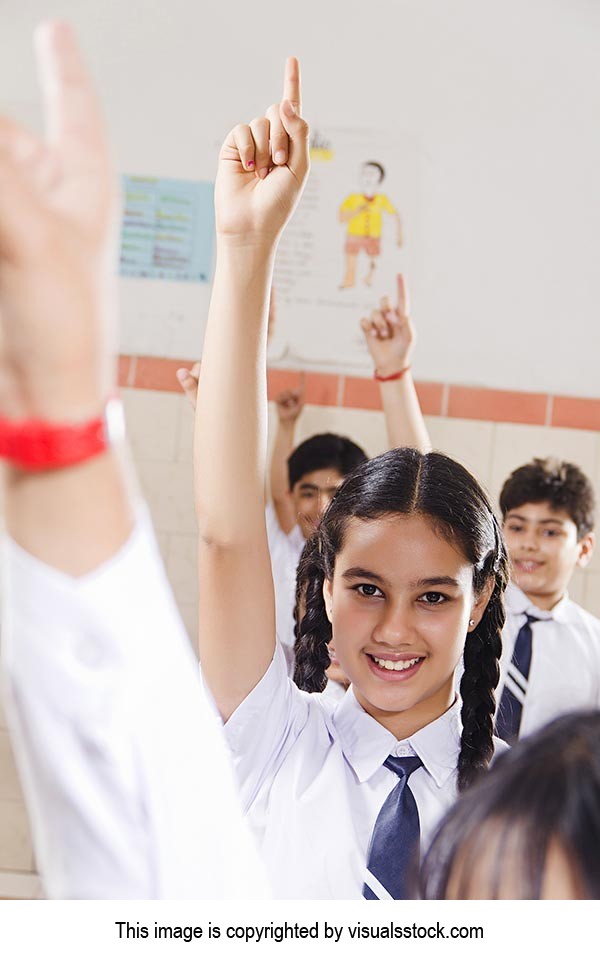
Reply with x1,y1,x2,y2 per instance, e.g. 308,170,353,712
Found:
339,161,403,289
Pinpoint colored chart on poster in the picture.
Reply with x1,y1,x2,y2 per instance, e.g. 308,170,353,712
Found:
120,175,214,282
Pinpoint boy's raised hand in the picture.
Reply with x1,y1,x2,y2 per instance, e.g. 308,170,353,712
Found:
360,274,415,377
0,22,117,421
215,57,310,245
275,384,304,425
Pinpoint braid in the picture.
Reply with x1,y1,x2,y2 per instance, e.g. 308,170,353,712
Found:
293,536,331,692
458,517,508,792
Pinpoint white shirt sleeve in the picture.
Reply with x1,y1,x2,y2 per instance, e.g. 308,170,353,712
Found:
223,643,311,811
1,510,269,900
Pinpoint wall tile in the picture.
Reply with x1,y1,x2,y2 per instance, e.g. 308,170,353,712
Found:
136,460,196,535
448,386,547,425
122,388,181,462
134,357,194,392
426,417,495,490
0,695,8,732
583,571,600,620
303,373,340,407
552,396,600,432
0,733,24,803
175,395,195,464
267,369,304,400
414,382,445,417
0,800,33,872
567,567,587,607
342,377,382,411
0,871,41,899
293,404,389,458
166,534,198,607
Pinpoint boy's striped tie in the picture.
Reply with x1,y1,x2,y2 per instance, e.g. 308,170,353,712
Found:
363,754,422,900
495,614,539,743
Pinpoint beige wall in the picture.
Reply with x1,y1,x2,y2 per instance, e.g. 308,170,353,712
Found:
1,387,598,895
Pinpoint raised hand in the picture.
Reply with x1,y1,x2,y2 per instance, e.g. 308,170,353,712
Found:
0,21,117,421
275,383,304,425
215,58,310,245
360,273,415,377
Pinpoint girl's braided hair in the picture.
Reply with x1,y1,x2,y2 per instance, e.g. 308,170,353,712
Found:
293,448,509,792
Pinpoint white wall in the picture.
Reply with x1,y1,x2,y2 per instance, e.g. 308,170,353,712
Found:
1,0,599,393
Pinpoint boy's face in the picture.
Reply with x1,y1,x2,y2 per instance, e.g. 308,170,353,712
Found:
503,501,594,608
360,164,382,196
291,467,345,539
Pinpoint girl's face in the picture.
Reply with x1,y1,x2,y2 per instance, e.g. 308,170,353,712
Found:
323,513,491,739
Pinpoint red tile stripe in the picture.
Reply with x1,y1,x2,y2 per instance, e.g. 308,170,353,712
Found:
117,355,600,432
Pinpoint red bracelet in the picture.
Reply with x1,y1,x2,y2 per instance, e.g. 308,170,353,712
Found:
0,398,125,471
374,365,411,382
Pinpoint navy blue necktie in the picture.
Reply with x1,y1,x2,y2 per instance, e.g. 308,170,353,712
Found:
495,614,539,744
363,754,423,900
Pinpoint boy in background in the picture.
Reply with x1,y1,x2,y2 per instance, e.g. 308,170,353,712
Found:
496,457,600,742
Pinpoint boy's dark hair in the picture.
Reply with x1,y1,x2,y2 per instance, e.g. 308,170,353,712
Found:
293,447,509,794
499,457,595,539
363,160,385,182
287,433,367,490
419,711,600,898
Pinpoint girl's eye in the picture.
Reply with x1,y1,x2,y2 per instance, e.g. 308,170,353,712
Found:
542,528,560,538
507,524,523,533
354,583,384,599
418,591,448,605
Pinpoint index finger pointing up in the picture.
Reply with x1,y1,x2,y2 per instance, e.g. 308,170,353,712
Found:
397,273,411,317
283,56,302,116
34,20,106,154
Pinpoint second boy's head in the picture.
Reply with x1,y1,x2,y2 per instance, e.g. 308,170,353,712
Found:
360,161,385,197
500,457,595,609
287,433,367,538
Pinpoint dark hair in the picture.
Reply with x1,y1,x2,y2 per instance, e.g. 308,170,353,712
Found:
363,160,385,182
500,457,595,539
293,448,509,792
419,711,600,899
287,433,367,490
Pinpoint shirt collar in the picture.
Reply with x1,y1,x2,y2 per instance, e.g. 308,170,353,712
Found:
505,581,573,624
332,688,461,789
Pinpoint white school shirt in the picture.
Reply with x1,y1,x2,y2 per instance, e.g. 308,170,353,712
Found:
1,512,268,900
265,501,305,654
224,643,496,900
498,583,600,737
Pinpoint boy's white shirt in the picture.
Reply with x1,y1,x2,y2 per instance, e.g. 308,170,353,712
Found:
265,501,305,654
1,510,269,899
498,581,600,736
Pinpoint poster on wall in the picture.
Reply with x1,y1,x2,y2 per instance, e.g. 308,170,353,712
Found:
270,127,421,372
119,175,214,283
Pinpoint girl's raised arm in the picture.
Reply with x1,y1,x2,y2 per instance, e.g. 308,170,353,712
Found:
195,60,310,720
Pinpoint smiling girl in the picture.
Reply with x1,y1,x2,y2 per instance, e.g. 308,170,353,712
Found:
195,59,508,900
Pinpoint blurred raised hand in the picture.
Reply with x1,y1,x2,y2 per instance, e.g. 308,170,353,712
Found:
0,21,118,421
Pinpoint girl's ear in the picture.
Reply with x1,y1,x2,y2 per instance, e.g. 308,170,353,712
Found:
468,579,494,632
322,578,334,623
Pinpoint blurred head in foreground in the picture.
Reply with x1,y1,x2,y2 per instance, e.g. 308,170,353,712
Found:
420,711,600,899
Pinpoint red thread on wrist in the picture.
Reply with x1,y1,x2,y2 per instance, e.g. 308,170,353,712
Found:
374,365,411,382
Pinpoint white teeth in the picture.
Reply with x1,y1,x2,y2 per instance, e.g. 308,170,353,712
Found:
372,656,420,671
